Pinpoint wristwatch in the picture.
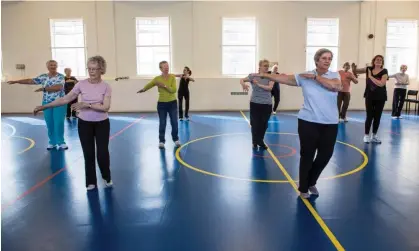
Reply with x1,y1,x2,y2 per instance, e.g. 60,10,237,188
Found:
89,103,92,108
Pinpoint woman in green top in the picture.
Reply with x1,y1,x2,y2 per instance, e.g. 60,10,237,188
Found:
138,61,181,149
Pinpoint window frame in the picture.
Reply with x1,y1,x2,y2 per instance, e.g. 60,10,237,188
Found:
221,17,258,77
305,17,340,72
384,18,418,78
135,16,172,77
49,18,87,78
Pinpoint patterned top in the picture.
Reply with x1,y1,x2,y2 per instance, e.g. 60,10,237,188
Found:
32,73,65,103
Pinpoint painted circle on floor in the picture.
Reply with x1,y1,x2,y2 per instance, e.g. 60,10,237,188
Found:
175,132,368,183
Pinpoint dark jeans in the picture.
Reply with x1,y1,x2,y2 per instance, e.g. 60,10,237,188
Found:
298,119,338,193
66,98,77,117
78,118,111,187
365,98,386,134
157,100,179,143
337,92,350,119
250,102,272,146
271,87,280,112
178,90,190,119
392,88,407,117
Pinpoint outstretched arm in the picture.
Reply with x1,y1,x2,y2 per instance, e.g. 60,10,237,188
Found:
7,79,36,85
299,73,342,92
256,73,298,86
34,92,79,114
137,79,156,93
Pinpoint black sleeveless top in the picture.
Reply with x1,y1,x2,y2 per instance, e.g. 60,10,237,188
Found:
178,76,190,93
364,67,388,101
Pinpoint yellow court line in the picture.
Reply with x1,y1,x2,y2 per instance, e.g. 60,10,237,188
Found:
13,136,36,155
240,110,345,251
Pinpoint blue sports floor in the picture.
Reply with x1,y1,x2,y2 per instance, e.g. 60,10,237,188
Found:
1,111,419,251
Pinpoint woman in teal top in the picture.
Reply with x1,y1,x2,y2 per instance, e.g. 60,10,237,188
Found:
8,60,67,150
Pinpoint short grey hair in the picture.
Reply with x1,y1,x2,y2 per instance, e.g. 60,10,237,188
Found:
46,60,57,65
87,55,107,75
314,48,333,66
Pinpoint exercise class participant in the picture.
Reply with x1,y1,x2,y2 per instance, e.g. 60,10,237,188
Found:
252,48,342,199
64,67,78,118
137,61,181,149
269,64,280,114
390,64,409,119
241,59,274,150
8,60,67,150
352,55,388,144
337,62,358,122
34,56,113,190
175,66,195,121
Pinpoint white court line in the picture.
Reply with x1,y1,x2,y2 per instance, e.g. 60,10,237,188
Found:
2,123,16,138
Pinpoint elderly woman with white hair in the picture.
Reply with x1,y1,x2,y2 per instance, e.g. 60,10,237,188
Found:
240,59,274,149
8,60,67,150
251,48,342,199
390,64,409,119
34,55,113,191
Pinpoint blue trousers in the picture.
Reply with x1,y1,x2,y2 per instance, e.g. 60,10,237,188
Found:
157,100,179,143
42,101,66,145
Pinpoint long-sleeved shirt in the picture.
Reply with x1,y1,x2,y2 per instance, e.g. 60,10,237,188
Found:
143,74,177,102
390,73,409,89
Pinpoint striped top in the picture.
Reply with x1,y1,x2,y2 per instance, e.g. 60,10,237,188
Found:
248,74,272,105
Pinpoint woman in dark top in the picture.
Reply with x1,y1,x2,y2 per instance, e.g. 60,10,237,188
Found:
352,55,388,144
269,65,280,114
175,66,195,121
64,68,78,118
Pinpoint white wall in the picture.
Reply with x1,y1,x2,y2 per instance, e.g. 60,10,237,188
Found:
2,1,419,113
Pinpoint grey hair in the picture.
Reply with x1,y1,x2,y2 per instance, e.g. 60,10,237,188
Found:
314,48,333,66
87,55,107,75
46,60,57,65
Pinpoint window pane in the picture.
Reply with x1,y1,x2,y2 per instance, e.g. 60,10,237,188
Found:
222,18,256,45
51,34,85,48
385,20,418,77
50,19,86,76
136,17,170,46
306,46,338,72
222,46,256,75
136,46,170,75
51,19,84,35
307,18,339,46
386,20,418,48
385,47,417,76
52,48,86,77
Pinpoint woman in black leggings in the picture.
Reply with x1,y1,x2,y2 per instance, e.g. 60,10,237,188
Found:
352,55,388,144
175,66,194,121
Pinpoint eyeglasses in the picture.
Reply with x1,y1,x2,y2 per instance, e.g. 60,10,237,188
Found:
87,68,100,72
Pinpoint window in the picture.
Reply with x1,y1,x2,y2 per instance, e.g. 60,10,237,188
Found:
50,19,86,77
136,17,171,76
385,19,418,77
222,17,257,76
306,18,339,71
